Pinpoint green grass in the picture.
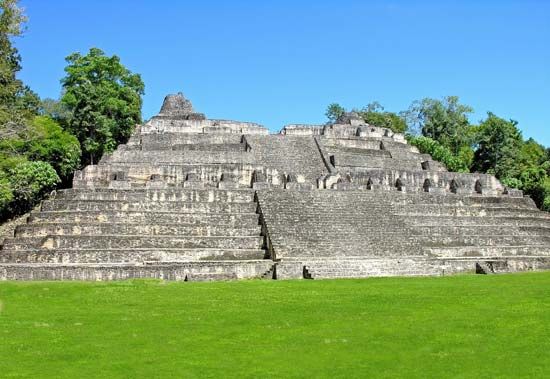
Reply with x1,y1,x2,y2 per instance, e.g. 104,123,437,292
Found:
1,273,550,378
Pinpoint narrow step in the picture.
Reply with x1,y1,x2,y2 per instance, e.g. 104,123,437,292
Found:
54,188,255,202
15,223,261,238
0,248,266,263
0,260,274,281
41,200,257,213
3,235,264,251
28,211,260,225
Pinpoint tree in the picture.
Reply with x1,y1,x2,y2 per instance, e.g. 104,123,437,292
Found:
407,135,470,173
472,112,523,179
7,160,59,213
25,116,81,180
325,103,345,123
61,48,145,164
39,97,72,127
0,0,39,128
402,96,474,155
0,115,81,181
357,102,407,133
0,176,13,214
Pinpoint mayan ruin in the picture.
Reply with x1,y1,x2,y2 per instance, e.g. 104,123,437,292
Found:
1,92,549,281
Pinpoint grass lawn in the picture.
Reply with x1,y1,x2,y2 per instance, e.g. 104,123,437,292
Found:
1,273,549,378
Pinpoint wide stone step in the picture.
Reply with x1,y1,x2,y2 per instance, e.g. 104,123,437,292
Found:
3,235,264,250
15,223,261,238
140,133,245,149
266,223,550,237
28,211,260,225
395,207,549,218
41,200,257,213
327,147,391,158
377,193,535,208
414,233,550,246
108,150,253,165
425,245,550,258
0,260,274,281
0,248,266,263
408,225,550,237
401,215,550,227
286,190,535,208
303,258,443,278
54,188,255,203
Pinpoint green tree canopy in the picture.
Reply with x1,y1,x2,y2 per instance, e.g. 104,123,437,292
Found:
407,135,470,173
61,47,145,164
472,112,523,179
25,116,81,180
325,102,406,133
402,96,474,155
0,0,39,128
0,115,81,181
357,102,407,133
6,160,59,214
325,103,345,123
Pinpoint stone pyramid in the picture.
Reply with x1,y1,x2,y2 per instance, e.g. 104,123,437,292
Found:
1,93,549,280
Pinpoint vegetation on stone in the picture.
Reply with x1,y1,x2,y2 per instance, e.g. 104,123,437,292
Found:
406,135,470,173
0,273,549,378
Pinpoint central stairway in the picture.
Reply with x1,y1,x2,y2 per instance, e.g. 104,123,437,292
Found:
0,188,273,280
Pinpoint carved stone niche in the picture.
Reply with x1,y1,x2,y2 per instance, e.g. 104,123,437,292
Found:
285,173,313,190
183,172,204,189
366,177,384,191
395,178,407,192
218,172,240,189
503,187,524,198
423,178,446,195
449,179,471,195
109,171,131,189
252,170,270,190
474,179,498,197
146,174,166,189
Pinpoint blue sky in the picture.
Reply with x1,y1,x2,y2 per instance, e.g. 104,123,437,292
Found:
16,0,550,144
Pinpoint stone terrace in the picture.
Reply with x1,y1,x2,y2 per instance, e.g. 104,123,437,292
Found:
1,93,549,280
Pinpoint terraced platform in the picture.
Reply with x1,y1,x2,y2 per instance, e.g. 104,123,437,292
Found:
1,93,549,280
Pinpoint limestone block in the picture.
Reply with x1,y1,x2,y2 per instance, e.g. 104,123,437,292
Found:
109,181,131,189
146,181,167,189
253,182,272,190
275,261,304,279
504,187,524,198
426,187,447,195
323,174,341,189
285,182,314,190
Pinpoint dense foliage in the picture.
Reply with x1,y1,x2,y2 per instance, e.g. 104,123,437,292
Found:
406,135,470,173
61,48,145,164
325,103,345,123
0,0,39,127
357,102,407,133
325,102,407,133
0,1,143,221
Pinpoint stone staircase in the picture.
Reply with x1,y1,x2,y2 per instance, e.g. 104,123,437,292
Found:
0,188,273,280
257,189,550,279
